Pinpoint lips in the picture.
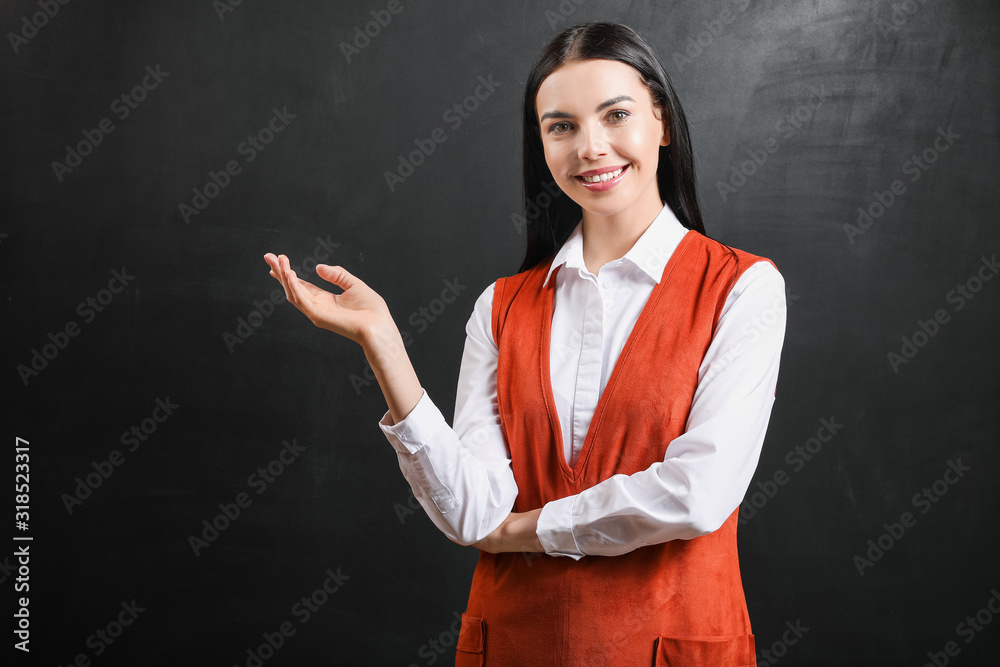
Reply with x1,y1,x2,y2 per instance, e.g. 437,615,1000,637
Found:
575,164,630,191
576,164,629,183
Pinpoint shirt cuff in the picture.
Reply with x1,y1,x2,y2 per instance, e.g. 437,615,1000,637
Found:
536,495,584,560
377,388,446,455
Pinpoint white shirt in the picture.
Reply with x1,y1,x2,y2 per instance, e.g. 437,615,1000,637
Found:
378,201,786,560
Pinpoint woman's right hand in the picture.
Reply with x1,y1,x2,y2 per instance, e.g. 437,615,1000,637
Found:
263,252,395,349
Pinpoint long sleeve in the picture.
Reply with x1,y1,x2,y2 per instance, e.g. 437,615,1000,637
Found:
535,261,787,559
377,282,518,545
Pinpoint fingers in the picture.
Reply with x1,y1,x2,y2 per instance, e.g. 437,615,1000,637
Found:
316,263,359,291
265,253,298,304
280,256,330,326
267,255,355,293
264,253,293,302
264,253,335,325
279,255,303,306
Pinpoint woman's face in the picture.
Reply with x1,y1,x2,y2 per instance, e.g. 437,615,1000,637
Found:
535,58,670,217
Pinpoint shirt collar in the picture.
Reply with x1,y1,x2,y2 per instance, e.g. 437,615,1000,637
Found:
542,201,690,288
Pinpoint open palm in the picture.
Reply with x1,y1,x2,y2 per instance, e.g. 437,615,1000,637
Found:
263,252,392,347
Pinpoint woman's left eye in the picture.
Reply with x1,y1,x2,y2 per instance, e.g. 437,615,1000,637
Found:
609,110,630,122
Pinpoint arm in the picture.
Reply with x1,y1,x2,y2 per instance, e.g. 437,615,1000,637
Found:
263,254,519,546
264,252,423,424
377,283,522,546
478,261,787,558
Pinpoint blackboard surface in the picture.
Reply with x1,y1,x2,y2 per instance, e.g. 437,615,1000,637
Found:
3,1,998,665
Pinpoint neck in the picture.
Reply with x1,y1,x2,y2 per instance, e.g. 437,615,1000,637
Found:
580,190,664,276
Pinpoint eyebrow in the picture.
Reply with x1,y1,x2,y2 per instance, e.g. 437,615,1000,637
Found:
539,95,636,123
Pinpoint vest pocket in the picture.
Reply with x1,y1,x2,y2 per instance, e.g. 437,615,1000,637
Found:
653,633,756,666
454,613,485,667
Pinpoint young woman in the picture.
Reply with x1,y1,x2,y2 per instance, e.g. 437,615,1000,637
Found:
265,21,784,667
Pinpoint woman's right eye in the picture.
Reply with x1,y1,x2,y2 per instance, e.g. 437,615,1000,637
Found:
548,122,571,135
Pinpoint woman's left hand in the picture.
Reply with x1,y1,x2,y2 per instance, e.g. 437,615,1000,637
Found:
469,509,545,554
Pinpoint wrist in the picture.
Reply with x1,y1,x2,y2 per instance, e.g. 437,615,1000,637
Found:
361,318,423,426
506,509,544,552
362,320,405,368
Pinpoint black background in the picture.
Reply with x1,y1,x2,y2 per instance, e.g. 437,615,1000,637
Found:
3,0,999,665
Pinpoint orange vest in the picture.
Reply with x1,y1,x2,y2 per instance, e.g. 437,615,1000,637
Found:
453,231,774,667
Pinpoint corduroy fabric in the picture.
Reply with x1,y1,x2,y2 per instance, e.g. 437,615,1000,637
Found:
454,231,773,666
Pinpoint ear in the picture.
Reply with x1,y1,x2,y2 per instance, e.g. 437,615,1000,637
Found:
658,107,671,147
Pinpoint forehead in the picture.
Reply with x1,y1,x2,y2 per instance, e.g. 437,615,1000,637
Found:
535,59,649,116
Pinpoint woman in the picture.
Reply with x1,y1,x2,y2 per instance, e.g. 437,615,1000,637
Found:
265,21,785,666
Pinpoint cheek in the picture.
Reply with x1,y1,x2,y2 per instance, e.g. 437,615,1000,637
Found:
620,121,662,165
542,142,571,178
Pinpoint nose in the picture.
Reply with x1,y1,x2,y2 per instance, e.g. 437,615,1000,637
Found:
576,120,609,161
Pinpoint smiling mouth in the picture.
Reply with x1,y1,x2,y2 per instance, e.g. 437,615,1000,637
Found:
576,164,629,183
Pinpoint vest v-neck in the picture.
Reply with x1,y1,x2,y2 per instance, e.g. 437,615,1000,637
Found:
539,230,695,482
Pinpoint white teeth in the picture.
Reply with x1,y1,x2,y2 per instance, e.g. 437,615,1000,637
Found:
581,166,624,183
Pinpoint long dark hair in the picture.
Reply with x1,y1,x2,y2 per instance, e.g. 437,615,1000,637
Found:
518,22,706,274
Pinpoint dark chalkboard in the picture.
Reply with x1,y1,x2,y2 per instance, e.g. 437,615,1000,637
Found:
3,0,998,665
